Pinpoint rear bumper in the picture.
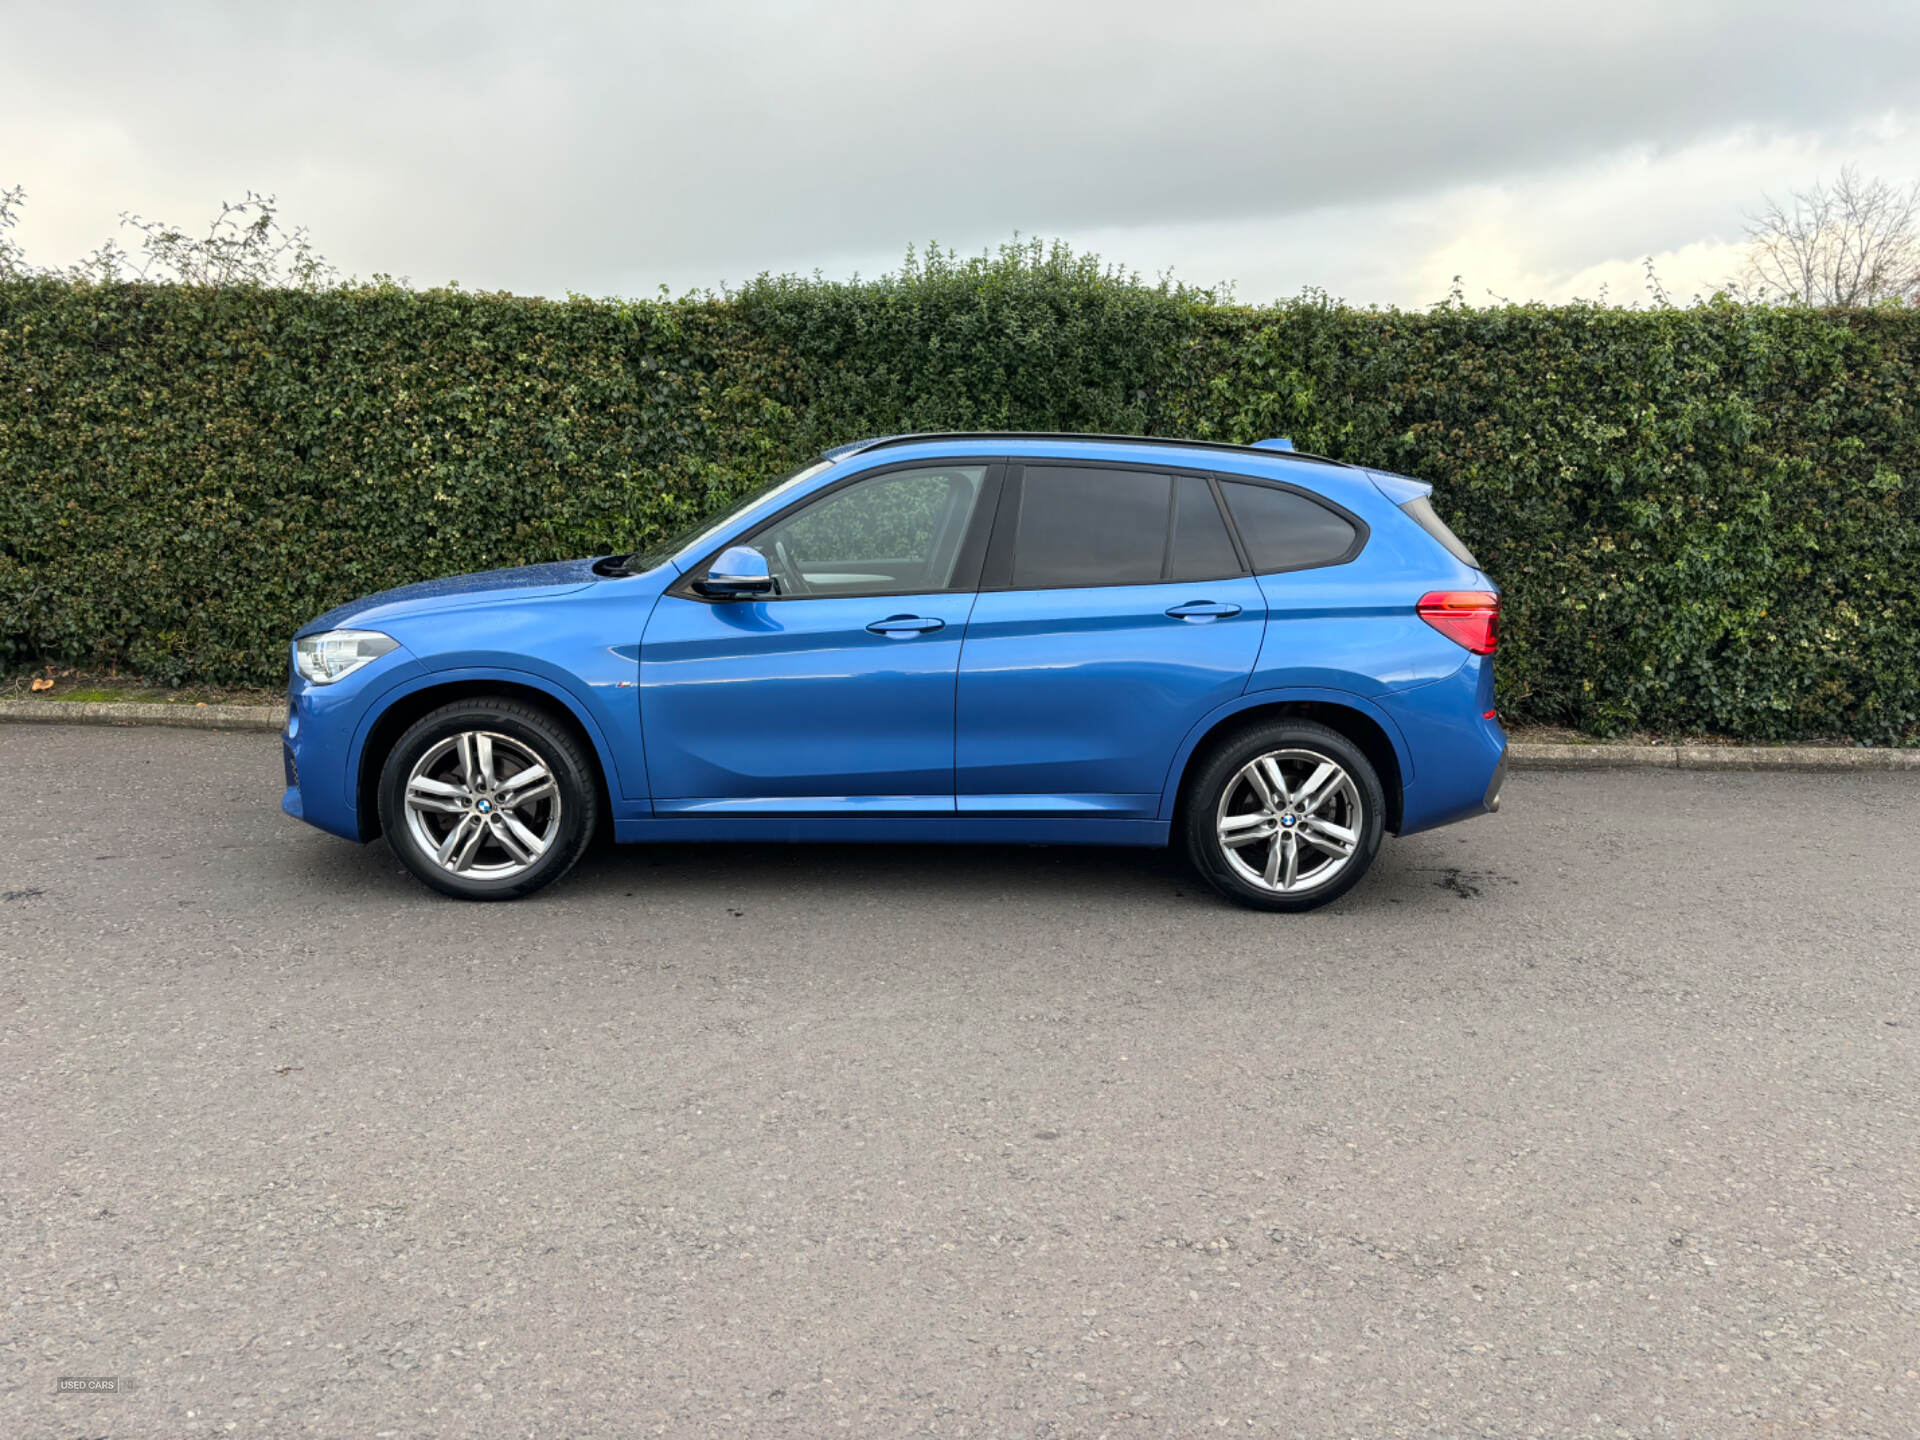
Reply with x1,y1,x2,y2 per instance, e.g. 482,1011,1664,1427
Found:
1375,654,1507,835
1484,742,1509,813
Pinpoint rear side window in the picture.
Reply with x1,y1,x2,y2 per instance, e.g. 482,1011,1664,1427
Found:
1398,494,1480,569
1013,467,1169,588
1220,480,1359,573
1168,475,1241,581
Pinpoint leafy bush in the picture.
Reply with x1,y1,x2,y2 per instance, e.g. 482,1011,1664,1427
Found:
2,243,1916,741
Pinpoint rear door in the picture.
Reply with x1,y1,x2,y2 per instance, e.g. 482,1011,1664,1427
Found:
954,463,1266,818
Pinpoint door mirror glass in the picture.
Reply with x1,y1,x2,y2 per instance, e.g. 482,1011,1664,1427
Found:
698,544,775,597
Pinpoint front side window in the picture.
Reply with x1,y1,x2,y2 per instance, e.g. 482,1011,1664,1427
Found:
1219,480,1360,573
633,459,835,573
754,464,988,597
1012,466,1170,588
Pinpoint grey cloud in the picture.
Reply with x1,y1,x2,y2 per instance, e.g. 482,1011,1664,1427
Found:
6,0,1919,294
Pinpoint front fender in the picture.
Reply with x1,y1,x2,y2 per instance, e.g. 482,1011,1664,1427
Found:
347,663,639,837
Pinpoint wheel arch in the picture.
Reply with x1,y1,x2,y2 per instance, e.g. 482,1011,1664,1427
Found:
353,672,616,842
1163,691,1410,836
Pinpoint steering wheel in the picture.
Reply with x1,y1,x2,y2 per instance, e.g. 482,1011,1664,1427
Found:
772,538,810,597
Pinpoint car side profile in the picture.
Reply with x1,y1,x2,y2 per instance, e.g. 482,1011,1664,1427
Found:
283,433,1505,910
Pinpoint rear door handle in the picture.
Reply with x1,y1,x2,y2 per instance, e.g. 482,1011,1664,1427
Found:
866,614,945,636
1165,600,1242,621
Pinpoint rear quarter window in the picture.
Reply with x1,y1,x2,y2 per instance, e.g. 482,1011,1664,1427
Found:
1219,480,1360,572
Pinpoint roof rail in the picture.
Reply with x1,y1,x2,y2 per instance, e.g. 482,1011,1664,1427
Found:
824,431,1348,468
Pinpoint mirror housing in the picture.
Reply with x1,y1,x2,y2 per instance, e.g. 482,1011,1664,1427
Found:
696,544,775,597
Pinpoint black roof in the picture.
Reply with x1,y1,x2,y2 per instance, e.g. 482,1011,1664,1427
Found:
821,431,1349,468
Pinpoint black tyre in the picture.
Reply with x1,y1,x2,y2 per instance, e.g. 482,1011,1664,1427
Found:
1183,719,1385,912
376,697,599,901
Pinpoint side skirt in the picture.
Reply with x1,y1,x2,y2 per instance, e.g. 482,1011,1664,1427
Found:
612,816,1171,847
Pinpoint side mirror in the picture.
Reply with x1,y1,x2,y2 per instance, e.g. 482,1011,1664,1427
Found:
696,544,774,598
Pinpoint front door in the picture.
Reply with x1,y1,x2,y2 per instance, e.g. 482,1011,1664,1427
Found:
640,462,999,814
956,465,1266,818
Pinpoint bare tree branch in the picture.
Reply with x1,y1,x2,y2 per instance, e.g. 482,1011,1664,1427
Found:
1732,166,1920,306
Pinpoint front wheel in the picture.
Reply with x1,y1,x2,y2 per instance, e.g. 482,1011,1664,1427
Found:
377,697,599,900
1183,720,1384,912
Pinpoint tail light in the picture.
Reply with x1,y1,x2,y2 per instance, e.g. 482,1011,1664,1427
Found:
1417,590,1500,655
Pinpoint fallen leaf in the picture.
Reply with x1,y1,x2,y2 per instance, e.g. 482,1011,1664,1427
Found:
30,677,53,692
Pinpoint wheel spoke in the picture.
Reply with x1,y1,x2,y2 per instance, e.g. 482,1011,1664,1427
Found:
1262,834,1284,887
451,814,488,871
1301,817,1355,855
1253,756,1290,810
501,782,555,812
1297,762,1338,812
496,764,553,809
473,733,498,789
1219,811,1275,848
490,815,532,865
435,814,476,865
497,760,548,793
1281,832,1299,889
406,777,468,814
456,733,479,787
500,811,548,859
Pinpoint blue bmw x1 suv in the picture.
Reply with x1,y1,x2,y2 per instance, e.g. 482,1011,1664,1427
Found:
284,433,1505,910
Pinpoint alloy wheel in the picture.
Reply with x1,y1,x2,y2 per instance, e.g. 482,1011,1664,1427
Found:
401,730,562,879
1214,748,1362,895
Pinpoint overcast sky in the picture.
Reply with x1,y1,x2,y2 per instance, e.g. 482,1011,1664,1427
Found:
5,1,1920,306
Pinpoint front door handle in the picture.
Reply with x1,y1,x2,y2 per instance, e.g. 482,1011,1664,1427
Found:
1165,600,1242,621
866,614,946,636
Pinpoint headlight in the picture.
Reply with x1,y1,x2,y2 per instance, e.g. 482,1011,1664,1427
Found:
295,629,399,684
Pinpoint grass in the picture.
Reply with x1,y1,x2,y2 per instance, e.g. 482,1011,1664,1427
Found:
1,669,282,707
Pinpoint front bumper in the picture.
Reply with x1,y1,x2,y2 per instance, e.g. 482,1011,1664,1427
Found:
281,643,426,841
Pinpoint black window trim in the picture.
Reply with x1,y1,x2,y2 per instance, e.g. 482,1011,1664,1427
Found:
1210,472,1371,575
670,458,1009,603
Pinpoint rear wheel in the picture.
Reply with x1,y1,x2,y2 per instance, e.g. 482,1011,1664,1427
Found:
1183,720,1384,912
377,697,598,900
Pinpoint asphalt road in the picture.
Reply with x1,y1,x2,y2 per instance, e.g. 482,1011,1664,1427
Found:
2,725,1916,1439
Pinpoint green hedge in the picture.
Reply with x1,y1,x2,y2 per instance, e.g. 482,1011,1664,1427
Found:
3,246,1917,741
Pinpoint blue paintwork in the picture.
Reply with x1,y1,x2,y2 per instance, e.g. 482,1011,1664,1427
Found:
283,434,1507,857
295,558,601,638
956,576,1267,818
640,588,977,809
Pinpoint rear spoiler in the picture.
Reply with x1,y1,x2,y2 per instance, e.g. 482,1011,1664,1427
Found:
1365,469,1479,570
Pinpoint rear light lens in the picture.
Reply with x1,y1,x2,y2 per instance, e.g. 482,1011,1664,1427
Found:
1417,591,1500,655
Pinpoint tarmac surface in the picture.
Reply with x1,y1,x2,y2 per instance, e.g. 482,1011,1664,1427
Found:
3,724,1916,1438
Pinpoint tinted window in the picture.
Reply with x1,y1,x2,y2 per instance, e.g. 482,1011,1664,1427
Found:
1013,467,1169,588
755,465,986,596
1220,480,1358,572
1168,475,1241,581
